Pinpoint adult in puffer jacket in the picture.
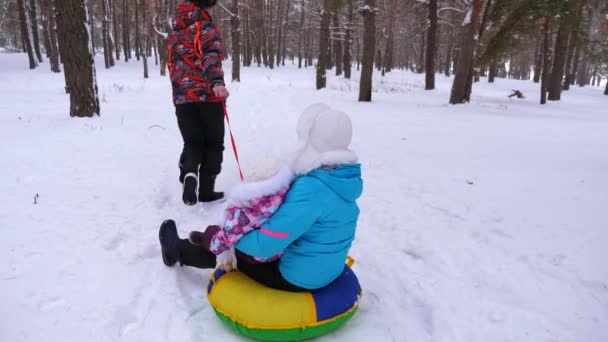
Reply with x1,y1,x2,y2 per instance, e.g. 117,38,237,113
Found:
168,0,229,206
159,103,363,292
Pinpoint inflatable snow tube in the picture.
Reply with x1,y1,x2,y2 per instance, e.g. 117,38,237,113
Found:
206,259,361,341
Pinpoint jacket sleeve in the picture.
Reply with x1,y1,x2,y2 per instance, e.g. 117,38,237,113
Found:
197,17,225,87
235,179,324,259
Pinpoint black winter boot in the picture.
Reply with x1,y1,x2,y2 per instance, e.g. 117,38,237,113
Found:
182,172,198,206
159,220,180,266
198,173,224,203
159,220,217,269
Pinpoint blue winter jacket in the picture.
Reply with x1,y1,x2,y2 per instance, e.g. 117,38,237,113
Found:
235,164,363,289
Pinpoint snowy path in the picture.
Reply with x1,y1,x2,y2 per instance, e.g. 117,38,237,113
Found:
1,53,607,342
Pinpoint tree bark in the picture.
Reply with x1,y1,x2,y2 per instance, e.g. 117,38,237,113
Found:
42,0,60,72
102,0,111,68
316,0,331,89
425,0,437,90
135,0,141,61
604,79,608,95
281,0,290,66
29,0,43,62
297,1,305,68
488,60,497,83
252,0,263,66
533,34,542,83
111,0,120,61
333,8,342,76
548,0,578,100
18,0,38,69
540,18,551,105
123,0,130,61
230,0,240,81
41,0,52,59
449,0,481,104
343,0,353,79
243,0,252,66
54,0,100,117
140,0,148,78
358,0,375,102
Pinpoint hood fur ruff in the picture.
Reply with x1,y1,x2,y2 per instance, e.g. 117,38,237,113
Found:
291,145,359,176
226,163,295,207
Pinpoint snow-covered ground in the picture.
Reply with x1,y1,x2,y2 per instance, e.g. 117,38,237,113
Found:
1,53,607,342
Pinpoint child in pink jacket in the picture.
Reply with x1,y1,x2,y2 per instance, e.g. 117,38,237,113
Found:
188,159,295,266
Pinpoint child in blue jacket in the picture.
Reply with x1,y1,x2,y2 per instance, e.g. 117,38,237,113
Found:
159,103,363,291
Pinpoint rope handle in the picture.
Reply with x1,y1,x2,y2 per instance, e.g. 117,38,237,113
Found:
222,102,244,181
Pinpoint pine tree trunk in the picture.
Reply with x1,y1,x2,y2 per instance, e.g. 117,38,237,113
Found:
562,31,575,90
18,0,38,69
316,0,331,89
140,0,148,78
425,0,437,90
281,0,290,66
358,0,375,102
449,0,481,104
297,2,305,68
548,0,578,101
343,0,353,79
533,34,542,83
111,0,120,61
28,0,43,62
488,60,497,83
42,0,60,72
251,0,266,67
243,0,251,66
102,0,111,68
135,0,140,61
540,18,551,105
230,0,240,81
41,0,52,59
54,0,100,117
333,10,342,76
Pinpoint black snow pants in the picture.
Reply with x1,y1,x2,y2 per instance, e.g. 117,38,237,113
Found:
175,102,225,183
178,241,306,292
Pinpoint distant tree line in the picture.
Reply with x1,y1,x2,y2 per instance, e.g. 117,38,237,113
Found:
0,0,606,117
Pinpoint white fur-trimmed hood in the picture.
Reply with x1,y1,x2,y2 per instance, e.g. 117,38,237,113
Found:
226,163,295,206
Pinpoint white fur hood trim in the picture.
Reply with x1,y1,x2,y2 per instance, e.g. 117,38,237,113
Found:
292,146,359,176
227,163,295,206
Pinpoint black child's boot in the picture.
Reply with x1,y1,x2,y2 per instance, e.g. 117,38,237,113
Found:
158,220,217,269
182,172,198,206
198,173,224,203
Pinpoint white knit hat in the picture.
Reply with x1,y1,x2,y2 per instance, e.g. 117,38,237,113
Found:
291,103,358,175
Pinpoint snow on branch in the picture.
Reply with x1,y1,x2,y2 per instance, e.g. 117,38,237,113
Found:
218,2,236,17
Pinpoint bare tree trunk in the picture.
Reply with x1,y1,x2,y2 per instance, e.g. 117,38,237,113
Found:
425,0,437,90
54,0,100,117
604,79,608,95
252,0,264,66
243,0,251,66
281,0,290,66
382,0,396,74
449,0,481,104
562,31,575,90
488,59,497,83
123,0,131,61
140,0,148,78
533,34,542,83
333,8,342,76
343,0,353,78
41,0,52,58
358,0,375,102
135,0,140,61
42,0,60,72
230,0,240,81
111,0,120,61
540,18,551,105
548,0,578,100
102,0,111,68
316,0,331,89
297,0,305,68
88,3,96,54
29,0,43,62
18,0,38,69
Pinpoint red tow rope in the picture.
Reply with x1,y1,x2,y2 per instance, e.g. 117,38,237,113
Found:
222,102,244,181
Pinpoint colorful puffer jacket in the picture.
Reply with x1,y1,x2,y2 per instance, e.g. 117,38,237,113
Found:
198,164,295,262
167,1,225,105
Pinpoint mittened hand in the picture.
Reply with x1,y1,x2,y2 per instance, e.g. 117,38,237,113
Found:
189,225,221,251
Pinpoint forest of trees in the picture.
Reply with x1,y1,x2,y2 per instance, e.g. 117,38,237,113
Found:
0,0,607,116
